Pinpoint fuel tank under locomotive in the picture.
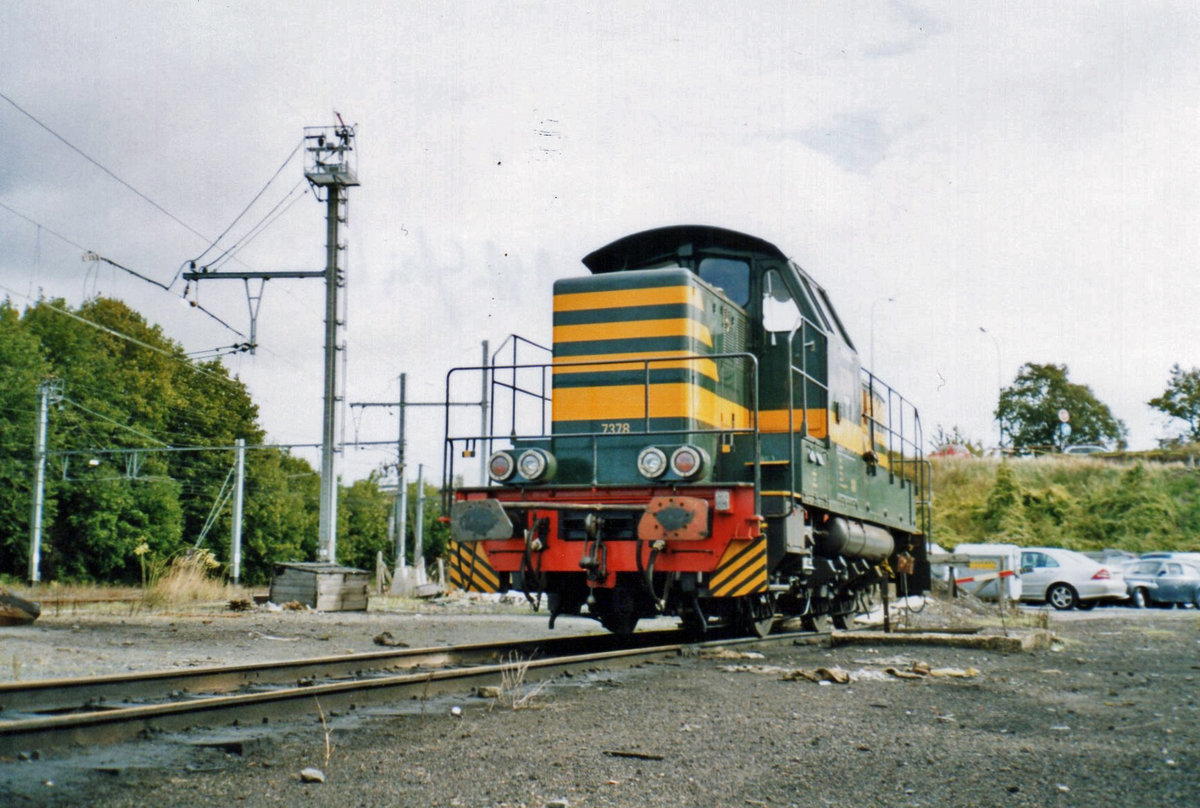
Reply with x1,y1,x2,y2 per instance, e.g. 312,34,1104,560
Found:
816,517,894,562
768,516,897,626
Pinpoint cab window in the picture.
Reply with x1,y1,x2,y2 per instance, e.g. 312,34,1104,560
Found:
699,257,749,306
796,276,830,332
761,269,800,334
815,286,854,349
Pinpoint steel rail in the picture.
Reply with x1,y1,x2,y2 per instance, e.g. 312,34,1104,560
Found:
0,629,823,756
0,629,686,716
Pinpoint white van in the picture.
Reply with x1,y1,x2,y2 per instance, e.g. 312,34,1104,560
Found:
952,542,1023,602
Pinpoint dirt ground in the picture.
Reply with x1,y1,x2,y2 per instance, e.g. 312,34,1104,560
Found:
2,594,1199,807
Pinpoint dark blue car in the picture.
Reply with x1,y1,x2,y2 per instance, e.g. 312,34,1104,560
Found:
1124,560,1200,608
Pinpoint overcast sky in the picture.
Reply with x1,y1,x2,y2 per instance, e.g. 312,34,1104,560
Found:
3,1,1198,486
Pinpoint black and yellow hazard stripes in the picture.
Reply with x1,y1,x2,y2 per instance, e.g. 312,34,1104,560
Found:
707,537,768,597
445,541,501,593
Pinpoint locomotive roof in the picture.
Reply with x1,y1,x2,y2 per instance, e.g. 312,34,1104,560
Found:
581,225,788,274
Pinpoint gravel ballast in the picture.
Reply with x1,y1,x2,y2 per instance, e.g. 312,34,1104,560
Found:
2,600,1198,807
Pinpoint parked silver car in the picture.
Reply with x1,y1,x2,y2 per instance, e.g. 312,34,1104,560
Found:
1124,560,1200,608
1138,551,1200,566
1019,547,1127,610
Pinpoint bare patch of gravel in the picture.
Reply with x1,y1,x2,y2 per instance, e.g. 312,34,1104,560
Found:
0,595,600,682
3,598,1199,807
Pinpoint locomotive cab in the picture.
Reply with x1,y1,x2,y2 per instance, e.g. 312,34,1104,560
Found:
445,225,930,636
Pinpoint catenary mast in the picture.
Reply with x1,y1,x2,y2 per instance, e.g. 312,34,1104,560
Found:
184,119,358,563
303,120,359,562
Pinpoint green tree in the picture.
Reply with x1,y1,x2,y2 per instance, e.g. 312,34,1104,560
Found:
237,449,320,585
1075,464,1179,552
996,363,1126,452
981,463,1032,542
399,478,451,571
14,295,320,584
1148,364,1200,445
0,300,51,577
164,358,264,553
337,473,393,572
0,294,367,585
48,472,183,581
22,297,192,581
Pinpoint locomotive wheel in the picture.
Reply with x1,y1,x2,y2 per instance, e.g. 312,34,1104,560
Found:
594,583,641,636
739,593,776,638
679,598,708,638
600,612,639,635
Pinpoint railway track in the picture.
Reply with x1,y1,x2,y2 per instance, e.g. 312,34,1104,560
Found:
0,626,825,757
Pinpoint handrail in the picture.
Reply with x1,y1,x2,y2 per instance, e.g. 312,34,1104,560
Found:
444,345,929,539
489,333,552,365
860,366,927,537
443,352,760,511
488,334,553,457
762,315,833,519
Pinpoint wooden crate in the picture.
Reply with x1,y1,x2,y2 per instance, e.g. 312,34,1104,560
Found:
269,562,370,611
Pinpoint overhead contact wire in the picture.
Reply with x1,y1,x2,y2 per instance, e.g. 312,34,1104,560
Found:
0,282,239,389
0,89,211,246
59,396,170,446
183,141,304,273
0,200,246,337
206,181,308,271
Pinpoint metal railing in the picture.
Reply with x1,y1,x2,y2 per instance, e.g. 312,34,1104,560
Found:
443,335,931,539
863,367,928,533
442,351,761,514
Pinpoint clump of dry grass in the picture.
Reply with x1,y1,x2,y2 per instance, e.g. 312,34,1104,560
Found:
494,652,550,710
143,549,230,609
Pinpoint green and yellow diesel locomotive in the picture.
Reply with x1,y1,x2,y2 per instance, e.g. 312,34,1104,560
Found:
444,225,929,635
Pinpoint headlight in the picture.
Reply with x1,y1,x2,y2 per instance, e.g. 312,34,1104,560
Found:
637,446,668,479
487,451,516,482
670,445,708,479
517,449,556,482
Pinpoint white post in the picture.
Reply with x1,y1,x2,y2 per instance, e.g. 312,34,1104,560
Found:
414,463,426,585
28,380,51,583
396,373,407,568
389,469,410,595
231,438,246,583
317,185,344,563
480,339,489,486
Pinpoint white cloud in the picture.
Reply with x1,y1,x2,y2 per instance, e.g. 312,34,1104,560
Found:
2,0,1198,481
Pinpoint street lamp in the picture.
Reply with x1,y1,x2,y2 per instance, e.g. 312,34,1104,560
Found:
979,327,1002,449
870,297,896,374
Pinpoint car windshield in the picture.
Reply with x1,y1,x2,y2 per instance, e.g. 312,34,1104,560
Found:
1128,561,1161,575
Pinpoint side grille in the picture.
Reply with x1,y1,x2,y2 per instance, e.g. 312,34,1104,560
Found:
726,308,746,353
